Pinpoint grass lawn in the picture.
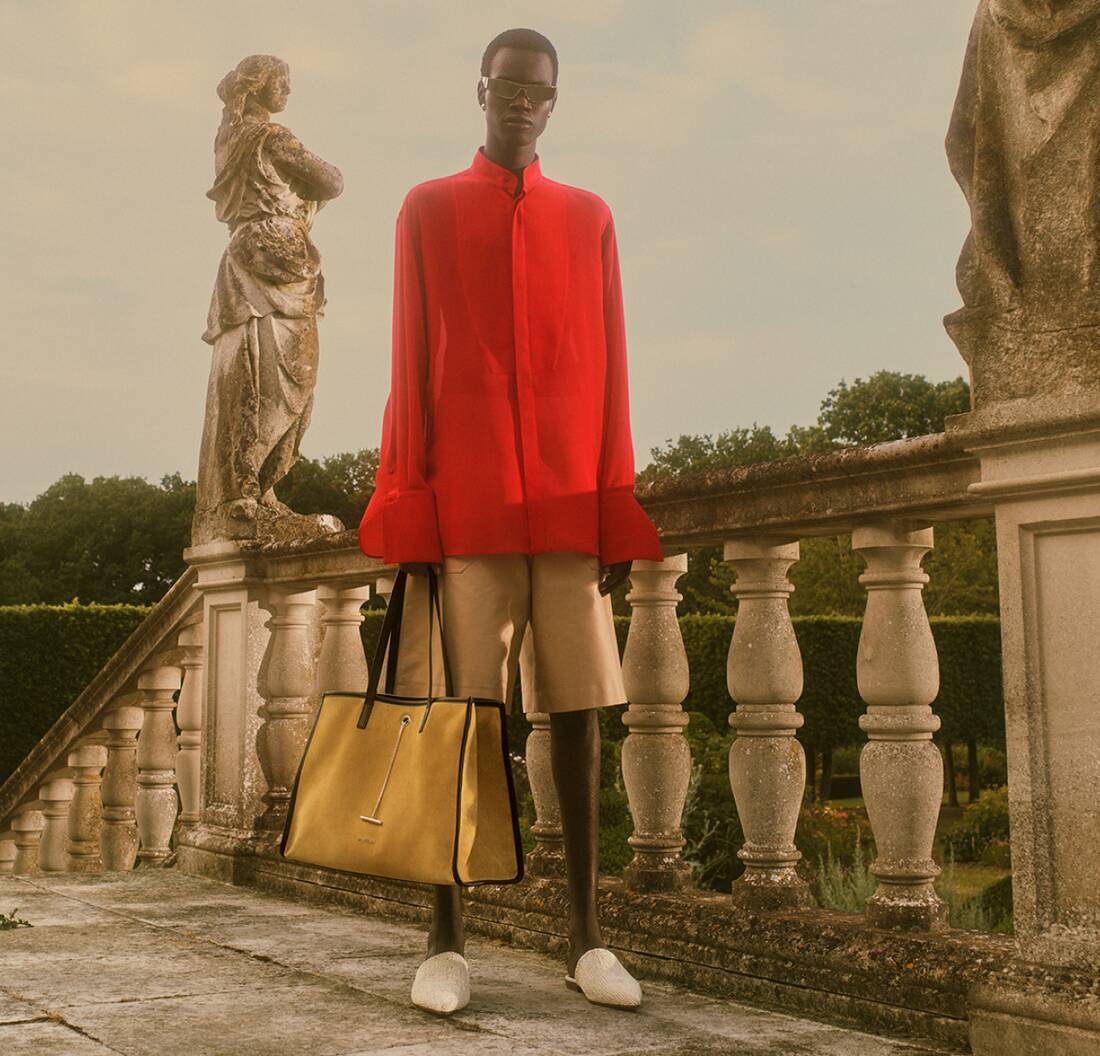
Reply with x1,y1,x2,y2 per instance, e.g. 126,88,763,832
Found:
816,794,1011,905
941,862,1011,900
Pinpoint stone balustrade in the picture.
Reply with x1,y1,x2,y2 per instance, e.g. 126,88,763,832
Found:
165,524,965,942
0,478,973,944
1,421,1096,1052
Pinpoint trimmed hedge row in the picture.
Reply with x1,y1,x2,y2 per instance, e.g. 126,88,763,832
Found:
362,611,1004,751
0,603,152,786
682,613,1003,748
1,605,1003,789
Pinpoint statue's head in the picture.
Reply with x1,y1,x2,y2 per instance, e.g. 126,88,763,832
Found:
477,28,557,151
217,55,291,122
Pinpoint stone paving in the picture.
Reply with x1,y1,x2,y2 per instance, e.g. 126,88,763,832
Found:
0,870,948,1056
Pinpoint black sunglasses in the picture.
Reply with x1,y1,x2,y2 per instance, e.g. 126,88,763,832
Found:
480,75,557,104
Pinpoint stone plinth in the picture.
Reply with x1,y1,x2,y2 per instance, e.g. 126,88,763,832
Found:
948,393,1100,1053
179,540,274,859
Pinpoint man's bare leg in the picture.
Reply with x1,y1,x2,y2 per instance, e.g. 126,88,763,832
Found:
549,707,604,975
427,885,465,956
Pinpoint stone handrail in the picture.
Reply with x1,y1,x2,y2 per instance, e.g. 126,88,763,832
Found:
637,431,991,543
0,566,202,871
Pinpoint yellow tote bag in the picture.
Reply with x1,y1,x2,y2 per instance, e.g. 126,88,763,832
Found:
280,568,524,886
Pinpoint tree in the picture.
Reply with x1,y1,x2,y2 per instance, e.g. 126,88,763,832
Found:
2,371,991,612
637,425,796,485
789,371,971,451
628,371,991,616
0,473,194,605
0,451,383,605
635,426,797,615
275,448,380,532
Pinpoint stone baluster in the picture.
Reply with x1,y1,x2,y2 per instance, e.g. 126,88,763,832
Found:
66,739,108,873
852,521,945,930
136,666,182,866
523,706,565,878
175,615,205,829
0,833,15,874
724,538,812,910
38,776,76,872
620,554,692,892
101,702,143,870
315,583,372,695
11,807,44,874
255,587,318,833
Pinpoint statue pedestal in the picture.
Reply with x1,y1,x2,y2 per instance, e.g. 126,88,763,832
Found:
179,541,272,850
192,497,344,548
948,394,1100,1052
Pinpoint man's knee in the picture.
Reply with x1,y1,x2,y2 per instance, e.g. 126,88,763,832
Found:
548,707,600,735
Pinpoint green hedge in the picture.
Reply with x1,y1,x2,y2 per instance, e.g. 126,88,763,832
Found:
363,611,1003,753
0,603,151,786
1,606,1003,790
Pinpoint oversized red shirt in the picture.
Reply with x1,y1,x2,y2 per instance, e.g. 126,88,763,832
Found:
357,146,664,567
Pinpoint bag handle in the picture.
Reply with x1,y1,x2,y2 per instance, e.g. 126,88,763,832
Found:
358,567,455,729
383,568,454,700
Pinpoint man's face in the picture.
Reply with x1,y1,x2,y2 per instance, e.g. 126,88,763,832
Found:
478,46,556,149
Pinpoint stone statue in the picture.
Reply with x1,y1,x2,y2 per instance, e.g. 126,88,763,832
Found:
945,0,1100,406
192,54,345,546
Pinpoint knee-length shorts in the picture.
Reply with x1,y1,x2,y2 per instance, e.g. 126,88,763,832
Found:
377,551,628,715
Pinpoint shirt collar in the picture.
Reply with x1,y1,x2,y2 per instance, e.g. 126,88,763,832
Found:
470,146,544,193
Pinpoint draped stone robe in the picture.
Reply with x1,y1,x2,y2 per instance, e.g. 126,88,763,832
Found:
192,117,328,544
945,0,1100,404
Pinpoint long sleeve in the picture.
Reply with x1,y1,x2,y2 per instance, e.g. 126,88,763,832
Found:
378,198,445,565
597,214,664,566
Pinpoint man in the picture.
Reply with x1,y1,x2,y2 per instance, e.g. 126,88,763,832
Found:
357,27,663,1014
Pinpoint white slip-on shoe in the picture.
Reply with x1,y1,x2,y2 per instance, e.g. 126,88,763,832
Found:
410,950,470,1015
564,947,643,1009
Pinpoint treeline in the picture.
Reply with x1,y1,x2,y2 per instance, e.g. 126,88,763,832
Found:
1,371,994,614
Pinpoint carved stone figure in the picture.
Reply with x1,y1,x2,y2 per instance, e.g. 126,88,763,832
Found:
192,54,345,546
945,0,1100,405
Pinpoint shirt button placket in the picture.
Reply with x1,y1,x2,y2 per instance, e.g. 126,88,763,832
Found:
511,182,540,553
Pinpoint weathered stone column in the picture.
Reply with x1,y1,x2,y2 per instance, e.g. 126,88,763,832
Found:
255,587,318,834
66,739,108,873
951,400,1100,1051
952,398,1100,970
11,807,44,874
0,833,15,874
178,541,273,875
852,521,945,930
175,615,205,829
621,553,692,893
724,538,811,910
136,665,182,866
38,776,76,873
524,706,565,879
945,12,1100,1040
315,583,372,696
100,702,143,870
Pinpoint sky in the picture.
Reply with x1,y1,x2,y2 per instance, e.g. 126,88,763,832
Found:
0,0,979,506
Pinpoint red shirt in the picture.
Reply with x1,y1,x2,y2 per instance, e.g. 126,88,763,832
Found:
357,146,664,567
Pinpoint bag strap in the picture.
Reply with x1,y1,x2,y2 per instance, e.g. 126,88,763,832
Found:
426,568,455,699
358,567,455,729
358,570,407,728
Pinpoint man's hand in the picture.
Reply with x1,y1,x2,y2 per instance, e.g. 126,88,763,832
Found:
598,560,633,596
399,561,440,576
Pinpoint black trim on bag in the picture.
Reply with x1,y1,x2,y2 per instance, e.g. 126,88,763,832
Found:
450,699,474,884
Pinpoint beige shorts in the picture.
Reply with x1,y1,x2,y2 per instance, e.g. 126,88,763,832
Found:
377,551,628,715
